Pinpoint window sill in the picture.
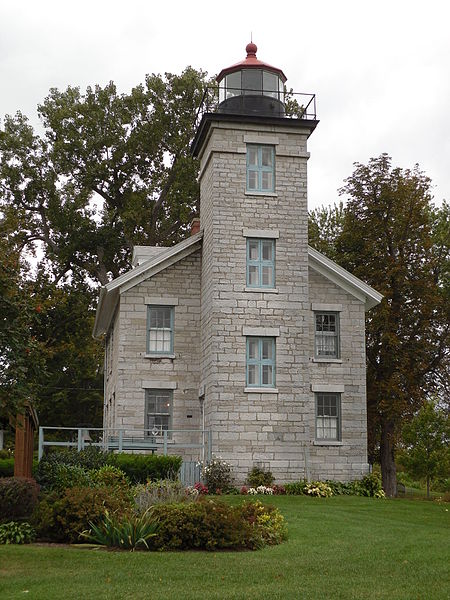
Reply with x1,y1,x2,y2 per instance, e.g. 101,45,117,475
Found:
312,358,342,364
244,387,279,394
244,191,278,197
244,287,278,294
144,353,175,359
313,440,343,446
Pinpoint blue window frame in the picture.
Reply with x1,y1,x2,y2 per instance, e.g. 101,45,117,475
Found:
147,305,174,354
246,337,276,387
246,145,275,193
247,238,275,288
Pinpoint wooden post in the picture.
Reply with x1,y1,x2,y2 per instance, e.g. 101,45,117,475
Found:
14,408,38,479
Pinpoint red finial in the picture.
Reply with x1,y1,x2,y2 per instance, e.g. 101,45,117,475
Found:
246,41,257,57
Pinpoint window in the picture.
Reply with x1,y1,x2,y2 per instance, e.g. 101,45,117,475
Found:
145,389,173,436
246,337,276,387
315,392,341,441
147,305,174,354
247,145,275,193
247,238,275,288
314,312,339,358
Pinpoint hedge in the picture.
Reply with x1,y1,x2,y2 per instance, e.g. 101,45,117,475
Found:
0,458,39,478
108,453,182,483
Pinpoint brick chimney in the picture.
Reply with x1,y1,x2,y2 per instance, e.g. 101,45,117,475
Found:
190,218,201,236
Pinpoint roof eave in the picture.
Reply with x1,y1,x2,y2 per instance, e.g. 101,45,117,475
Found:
308,246,383,312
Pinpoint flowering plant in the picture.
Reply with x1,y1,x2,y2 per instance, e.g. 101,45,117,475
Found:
198,456,233,494
304,481,333,497
194,482,209,495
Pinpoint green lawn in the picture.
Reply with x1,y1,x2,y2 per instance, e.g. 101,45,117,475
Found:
1,496,449,600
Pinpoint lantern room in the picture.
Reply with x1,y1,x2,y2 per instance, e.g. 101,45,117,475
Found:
216,42,287,117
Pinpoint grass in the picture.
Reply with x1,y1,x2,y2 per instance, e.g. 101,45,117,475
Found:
0,495,449,599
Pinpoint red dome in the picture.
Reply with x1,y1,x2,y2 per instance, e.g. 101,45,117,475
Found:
216,42,287,83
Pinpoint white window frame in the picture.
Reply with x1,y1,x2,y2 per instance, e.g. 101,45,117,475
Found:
314,311,340,359
315,392,341,441
146,305,174,355
145,389,173,437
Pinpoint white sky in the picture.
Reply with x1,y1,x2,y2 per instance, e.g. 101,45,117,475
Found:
1,0,449,210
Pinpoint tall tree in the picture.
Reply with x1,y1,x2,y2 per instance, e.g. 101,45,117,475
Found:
309,155,449,496
0,67,208,286
0,68,209,421
398,401,450,498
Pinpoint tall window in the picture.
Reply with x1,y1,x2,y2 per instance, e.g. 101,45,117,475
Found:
145,389,173,436
314,312,340,359
247,238,275,288
246,337,276,387
315,392,341,441
147,306,174,354
247,145,275,193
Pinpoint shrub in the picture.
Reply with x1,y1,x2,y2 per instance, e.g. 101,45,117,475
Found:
200,456,233,494
134,479,187,513
91,465,130,489
0,478,40,522
272,484,286,495
32,486,132,543
284,480,307,495
353,473,384,497
0,458,14,478
247,466,274,488
304,481,333,497
108,454,182,483
324,480,355,496
147,499,286,551
35,449,104,490
0,521,36,544
82,509,159,550
240,500,287,546
51,464,93,492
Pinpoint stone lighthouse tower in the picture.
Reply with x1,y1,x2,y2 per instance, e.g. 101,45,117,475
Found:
192,43,320,481
95,42,380,484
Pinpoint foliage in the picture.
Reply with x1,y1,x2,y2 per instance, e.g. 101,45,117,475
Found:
35,447,108,490
284,480,308,495
147,498,285,551
398,401,450,498
193,482,208,495
0,237,48,418
0,521,36,544
304,481,333,497
82,509,158,550
32,486,132,542
323,480,355,496
352,473,385,498
134,479,188,513
0,68,209,420
0,477,40,522
90,465,130,489
0,457,15,478
200,456,234,494
246,466,274,488
247,486,274,495
239,500,287,546
309,155,449,496
108,453,182,483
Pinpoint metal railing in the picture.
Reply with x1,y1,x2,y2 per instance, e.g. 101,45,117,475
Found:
38,426,212,462
194,86,317,128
